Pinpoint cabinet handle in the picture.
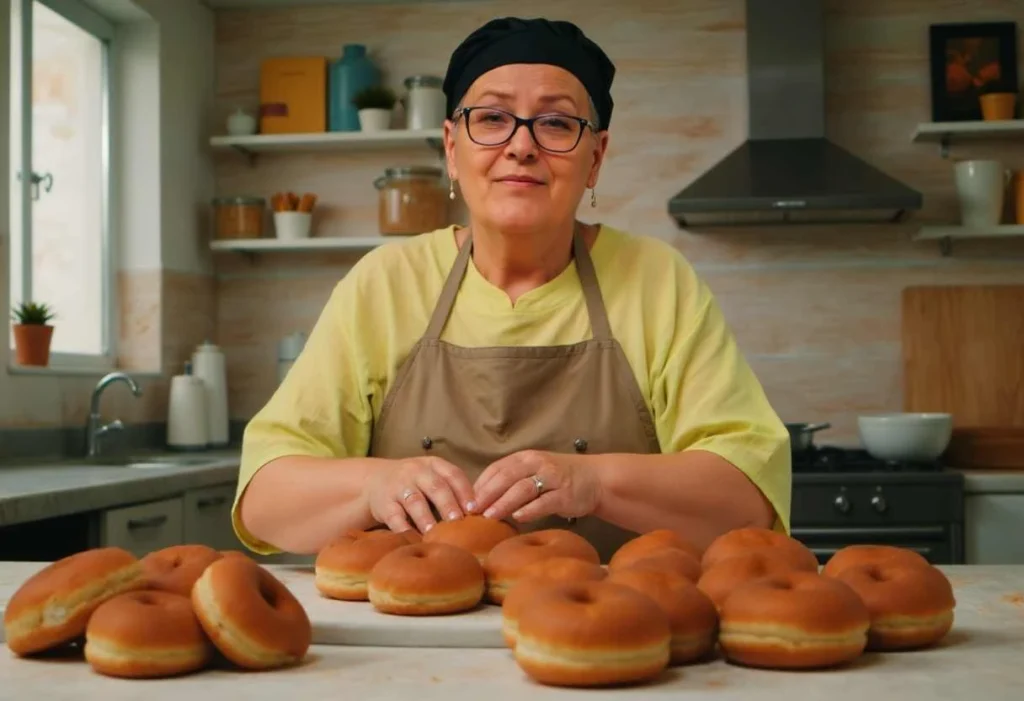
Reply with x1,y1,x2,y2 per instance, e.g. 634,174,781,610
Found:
127,515,168,530
197,496,228,509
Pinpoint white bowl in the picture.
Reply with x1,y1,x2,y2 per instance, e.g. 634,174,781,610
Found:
857,413,953,463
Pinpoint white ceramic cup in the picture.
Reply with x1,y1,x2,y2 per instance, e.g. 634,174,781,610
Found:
955,160,1010,228
274,211,312,240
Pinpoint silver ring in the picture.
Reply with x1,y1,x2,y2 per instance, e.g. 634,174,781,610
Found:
531,474,545,496
401,488,416,502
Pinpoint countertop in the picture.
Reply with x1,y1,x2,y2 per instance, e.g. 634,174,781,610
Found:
955,469,1024,494
0,450,241,527
0,563,1022,699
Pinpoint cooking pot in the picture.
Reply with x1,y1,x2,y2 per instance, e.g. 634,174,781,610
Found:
786,422,831,452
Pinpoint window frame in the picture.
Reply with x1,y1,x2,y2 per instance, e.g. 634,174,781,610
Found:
10,0,116,372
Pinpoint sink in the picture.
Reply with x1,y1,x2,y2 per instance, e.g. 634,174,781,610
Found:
84,453,224,469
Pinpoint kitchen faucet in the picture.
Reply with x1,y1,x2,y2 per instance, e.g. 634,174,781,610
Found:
86,372,142,458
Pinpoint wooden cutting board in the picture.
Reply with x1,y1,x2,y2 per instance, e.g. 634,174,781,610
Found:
902,285,1024,427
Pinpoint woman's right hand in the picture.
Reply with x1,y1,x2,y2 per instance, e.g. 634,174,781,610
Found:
364,457,477,534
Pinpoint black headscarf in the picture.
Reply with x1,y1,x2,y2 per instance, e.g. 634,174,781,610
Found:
442,17,616,129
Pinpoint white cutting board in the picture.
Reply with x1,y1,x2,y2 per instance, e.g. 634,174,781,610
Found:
0,561,505,649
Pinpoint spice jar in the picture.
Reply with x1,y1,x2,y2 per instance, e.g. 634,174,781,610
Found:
374,166,449,236
212,196,266,239
403,75,446,130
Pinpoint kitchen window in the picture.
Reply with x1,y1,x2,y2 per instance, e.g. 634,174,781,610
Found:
8,0,115,371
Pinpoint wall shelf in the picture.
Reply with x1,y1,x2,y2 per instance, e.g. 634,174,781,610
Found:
911,120,1024,158
210,129,445,164
914,224,1024,255
210,236,396,254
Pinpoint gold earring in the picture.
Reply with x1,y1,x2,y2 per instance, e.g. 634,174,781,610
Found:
590,188,597,208
449,179,457,201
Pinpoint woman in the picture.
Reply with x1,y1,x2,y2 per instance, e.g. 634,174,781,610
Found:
232,17,791,562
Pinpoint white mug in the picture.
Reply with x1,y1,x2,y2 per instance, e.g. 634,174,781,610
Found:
954,160,1011,229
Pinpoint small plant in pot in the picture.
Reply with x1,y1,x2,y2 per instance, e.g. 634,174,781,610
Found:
353,85,396,132
11,301,56,367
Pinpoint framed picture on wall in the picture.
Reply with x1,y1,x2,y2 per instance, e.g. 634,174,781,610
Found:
929,21,1018,122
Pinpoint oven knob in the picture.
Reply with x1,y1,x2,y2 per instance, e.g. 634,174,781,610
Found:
833,494,851,513
871,495,888,513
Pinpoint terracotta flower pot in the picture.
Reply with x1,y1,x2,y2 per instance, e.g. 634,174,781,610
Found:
12,324,54,366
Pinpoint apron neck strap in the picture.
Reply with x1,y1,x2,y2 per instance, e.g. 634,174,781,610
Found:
424,225,612,342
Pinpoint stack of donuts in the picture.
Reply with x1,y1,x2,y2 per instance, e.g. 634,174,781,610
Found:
3,544,312,679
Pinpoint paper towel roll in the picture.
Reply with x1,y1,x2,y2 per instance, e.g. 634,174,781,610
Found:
192,341,229,446
168,367,208,449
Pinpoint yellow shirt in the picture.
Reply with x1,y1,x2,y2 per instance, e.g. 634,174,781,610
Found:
233,224,792,553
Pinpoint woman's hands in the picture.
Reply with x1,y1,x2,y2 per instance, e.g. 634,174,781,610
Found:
471,450,602,523
364,456,477,534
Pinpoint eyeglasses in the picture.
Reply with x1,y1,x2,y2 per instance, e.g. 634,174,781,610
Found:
453,106,597,153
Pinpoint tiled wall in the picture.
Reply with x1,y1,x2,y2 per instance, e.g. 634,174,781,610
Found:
212,0,1024,444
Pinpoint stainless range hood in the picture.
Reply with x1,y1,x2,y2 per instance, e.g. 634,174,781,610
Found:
668,0,922,227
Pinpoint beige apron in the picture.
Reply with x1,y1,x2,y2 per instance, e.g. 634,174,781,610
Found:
369,227,661,562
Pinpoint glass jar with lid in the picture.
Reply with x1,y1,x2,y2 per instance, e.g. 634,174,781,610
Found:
212,196,266,239
403,75,446,130
374,166,450,236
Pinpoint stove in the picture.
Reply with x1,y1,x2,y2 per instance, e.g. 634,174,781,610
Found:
789,446,964,566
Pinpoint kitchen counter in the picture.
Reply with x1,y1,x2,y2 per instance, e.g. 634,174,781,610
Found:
0,451,241,528
956,469,1024,494
0,564,1022,699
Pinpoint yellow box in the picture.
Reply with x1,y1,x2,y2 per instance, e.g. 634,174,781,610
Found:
259,57,327,134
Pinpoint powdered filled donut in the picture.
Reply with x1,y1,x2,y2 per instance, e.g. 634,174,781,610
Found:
141,544,222,597
484,529,600,604
84,590,212,678
4,547,145,656
718,571,870,669
697,549,816,609
701,527,819,572
609,529,703,567
368,542,486,615
608,547,702,582
422,515,518,561
501,557,607,648
315,530,410,600
607,567,718,665
832,562,955,650
192,556,311,670
822,544,930,578
513,580,671,687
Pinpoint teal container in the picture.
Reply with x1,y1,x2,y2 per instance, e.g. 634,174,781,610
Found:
329,44,381,132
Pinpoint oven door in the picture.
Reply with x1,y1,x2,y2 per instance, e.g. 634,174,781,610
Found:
790,526,959,565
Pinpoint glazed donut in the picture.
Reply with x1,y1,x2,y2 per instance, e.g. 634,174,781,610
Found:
609,529,703,566
832,562,955,650
4,546,145,656
607,567,718,665
501,557,607,648
701,527,819,572
192,556,311,670
141,544,223,597
315,530,410,600
368,543,486,615
697,549,817,609
608,547,702,583
822,544,930,578
483,529,600,604
513,580,671,687
84,590,212,678
422,515,518,561
719,571,870,669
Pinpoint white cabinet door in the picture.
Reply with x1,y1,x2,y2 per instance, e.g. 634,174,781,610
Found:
183,485,241,551
101,498,184,558
965,493,1024,564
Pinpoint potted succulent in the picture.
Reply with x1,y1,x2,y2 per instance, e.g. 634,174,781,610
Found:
353,85,396,132
11,301,55,367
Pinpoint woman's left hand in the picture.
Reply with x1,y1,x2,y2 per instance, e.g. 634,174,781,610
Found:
471,450,602,523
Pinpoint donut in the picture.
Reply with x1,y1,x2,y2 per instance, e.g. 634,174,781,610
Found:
483,529,600,604
607,567,718,665
609,529,703,566
831,562,955,650
501,557,607,648
315,530,410,600
701,527,819,572
697,549,817,609
141,544,223,597
513,580,671,687
718,571,870,669
608,548,702,582
220,550,255,561
368,542,486,615
3,547,145,656
421,515,518,561
83,590,211,678
192,556,311,669
821,544,930,578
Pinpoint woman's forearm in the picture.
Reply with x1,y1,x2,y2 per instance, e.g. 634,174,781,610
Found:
238,456,390,554
591,450,776,552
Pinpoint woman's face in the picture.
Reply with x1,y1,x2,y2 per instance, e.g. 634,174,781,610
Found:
444,64,609,235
